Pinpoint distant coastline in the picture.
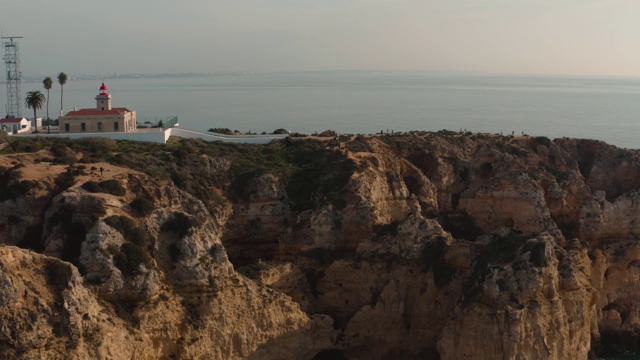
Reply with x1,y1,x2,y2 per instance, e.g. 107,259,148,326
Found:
9,69,640,84
3,71,260,84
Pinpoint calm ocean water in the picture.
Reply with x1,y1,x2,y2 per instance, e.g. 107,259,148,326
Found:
7,71,640,148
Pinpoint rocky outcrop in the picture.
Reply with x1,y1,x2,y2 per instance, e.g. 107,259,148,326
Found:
0,156,334,359
4,133,640,359
222,174,291,264
0,245,139,360
438,233,595,359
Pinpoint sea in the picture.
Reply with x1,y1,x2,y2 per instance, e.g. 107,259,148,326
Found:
6,72,640,359
5,71,640,148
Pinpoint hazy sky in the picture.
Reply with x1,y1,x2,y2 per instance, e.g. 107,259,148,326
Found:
1,0,638,77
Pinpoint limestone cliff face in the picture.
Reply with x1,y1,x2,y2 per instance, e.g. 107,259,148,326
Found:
0,157,70,247
223,134,640,359
0,245,138,360
0,156,333,359
222,174,291,264
3,133,640,359
437,233,595,359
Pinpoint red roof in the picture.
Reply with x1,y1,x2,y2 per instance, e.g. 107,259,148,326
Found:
64,107,132,117
100,82,108,91
0,118,26,123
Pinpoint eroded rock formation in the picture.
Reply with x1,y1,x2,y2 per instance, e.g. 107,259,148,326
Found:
2,133,640,359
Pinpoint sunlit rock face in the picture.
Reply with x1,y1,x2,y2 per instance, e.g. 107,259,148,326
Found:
3,133,640,359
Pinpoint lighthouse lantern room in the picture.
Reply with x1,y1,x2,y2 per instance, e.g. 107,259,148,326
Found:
95,82,112,111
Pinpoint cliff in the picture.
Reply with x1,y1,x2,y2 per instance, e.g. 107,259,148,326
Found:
1,133,640,359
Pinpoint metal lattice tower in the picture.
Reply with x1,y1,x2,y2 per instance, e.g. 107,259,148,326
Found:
2,36,23,118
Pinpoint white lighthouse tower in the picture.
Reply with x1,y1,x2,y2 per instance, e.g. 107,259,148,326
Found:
95,82,112,111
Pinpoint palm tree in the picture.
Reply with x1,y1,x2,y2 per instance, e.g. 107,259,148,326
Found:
42,77,52,121
24,90,45,132
57,72,67,116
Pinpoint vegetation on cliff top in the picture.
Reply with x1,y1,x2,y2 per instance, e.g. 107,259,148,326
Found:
0,135,355,212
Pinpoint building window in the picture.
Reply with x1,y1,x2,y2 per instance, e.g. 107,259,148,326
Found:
81,123,86,131
64,124,70,132
97,122,103,131
114,122,119,131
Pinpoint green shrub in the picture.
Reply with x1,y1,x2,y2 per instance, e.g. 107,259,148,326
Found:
112,302,139,325
97,179,125,195
345,136,373,152
77,137,116,153
104,215,150,247
82,179,126,196
463,229,526,304
50,142,72,157
130,194,154,217
422,237,447,266
302,248,336,265
17,225,44,253
533,136,551,147
53,171,76,195
181,298,205,329
373,221,401,237
113,243,152,276
161,213,196,238
208,128,233,135
0,179,35,201
285,153,354,211
8,138,41,153
72,196,107,225
523,241,548,267
44,261,74,291
236,264,260,280
422,237,457,287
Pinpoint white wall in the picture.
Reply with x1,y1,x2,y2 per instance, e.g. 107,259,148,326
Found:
12,127,288,144
19,129,167,143
167,128,287,144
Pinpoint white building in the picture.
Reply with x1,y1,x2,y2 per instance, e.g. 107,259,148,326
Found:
29,117,42,130
59,83,137,133
0,118,30,134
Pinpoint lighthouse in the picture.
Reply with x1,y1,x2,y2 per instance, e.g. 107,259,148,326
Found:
95,82,112,111
59,82,136,133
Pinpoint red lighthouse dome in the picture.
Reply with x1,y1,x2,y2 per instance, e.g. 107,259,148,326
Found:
99,82,109,95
